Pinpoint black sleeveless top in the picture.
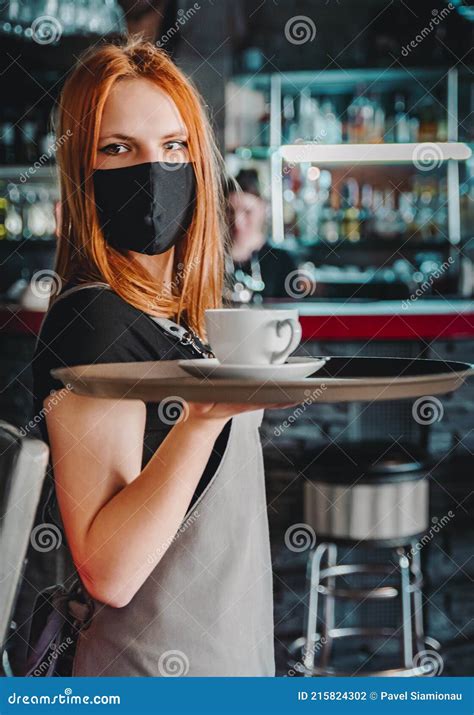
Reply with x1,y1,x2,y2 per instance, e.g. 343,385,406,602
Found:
31,284,231,506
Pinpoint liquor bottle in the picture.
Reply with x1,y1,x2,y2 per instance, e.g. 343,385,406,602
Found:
339,179,361,242
282,95,296,143
0,196,7,240
321,100,342,144
347,86,368,143
394,94,411,143
5,185,23,239
360,183,374,240
417,98,438,142
369,94,385,143
318,170,339,244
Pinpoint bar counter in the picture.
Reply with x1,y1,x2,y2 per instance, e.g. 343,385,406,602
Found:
2,298,473,341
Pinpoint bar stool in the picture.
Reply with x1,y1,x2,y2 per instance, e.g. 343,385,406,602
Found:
289,441,441,677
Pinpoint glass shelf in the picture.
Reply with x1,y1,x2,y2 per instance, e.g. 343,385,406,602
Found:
280,142,472,166
231,67,449,94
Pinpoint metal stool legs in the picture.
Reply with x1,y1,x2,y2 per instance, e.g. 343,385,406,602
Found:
292,539,440,676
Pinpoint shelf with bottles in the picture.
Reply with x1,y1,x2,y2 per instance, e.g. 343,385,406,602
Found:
0,180,58,243
226,67,470,150
0,104,61,168
279,163,453,250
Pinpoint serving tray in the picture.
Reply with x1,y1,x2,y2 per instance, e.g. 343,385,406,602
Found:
51,356,474,405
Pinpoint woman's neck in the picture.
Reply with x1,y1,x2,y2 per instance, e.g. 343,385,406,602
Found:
128,248,175,286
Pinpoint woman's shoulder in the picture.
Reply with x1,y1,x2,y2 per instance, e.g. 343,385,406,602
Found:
48,283,137,322
35,284,155,366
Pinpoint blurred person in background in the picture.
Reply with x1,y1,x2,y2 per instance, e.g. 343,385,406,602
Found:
226,169,298,302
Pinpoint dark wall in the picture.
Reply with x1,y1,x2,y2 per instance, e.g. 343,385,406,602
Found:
235,0,474,72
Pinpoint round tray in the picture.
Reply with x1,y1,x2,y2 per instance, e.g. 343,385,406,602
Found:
51,356,474,404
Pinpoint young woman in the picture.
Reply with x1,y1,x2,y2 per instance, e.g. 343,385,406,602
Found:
32,36,291,677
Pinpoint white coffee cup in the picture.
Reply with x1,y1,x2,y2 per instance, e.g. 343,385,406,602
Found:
205,308,302,366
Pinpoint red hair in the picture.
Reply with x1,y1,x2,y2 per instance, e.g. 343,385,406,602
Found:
52,35,226,336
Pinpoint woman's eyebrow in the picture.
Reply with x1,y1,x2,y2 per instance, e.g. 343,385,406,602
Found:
98,130,189,142
98,133,135,142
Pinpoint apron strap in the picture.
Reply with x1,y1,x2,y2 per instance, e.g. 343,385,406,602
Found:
52,282,213,355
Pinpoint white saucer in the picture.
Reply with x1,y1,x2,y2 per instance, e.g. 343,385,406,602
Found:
178,356,328,381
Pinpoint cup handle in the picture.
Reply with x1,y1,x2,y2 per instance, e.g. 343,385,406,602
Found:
271,318,302,365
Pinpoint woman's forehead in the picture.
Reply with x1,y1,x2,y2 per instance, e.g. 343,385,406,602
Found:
99,77,187,139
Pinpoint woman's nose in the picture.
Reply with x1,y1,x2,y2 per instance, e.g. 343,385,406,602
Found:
139,145,164,164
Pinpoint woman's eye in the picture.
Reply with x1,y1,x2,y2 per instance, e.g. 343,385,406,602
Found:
163,140,189,157
99,143,129,155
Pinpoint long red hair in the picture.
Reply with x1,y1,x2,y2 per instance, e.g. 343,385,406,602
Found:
52,35,225,336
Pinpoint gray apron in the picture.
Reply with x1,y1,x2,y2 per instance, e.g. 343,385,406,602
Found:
52,283,275,676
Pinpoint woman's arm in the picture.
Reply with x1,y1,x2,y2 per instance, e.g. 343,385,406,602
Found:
45,390,266,608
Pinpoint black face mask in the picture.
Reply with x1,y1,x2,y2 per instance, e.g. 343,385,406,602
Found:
92,160,196,255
